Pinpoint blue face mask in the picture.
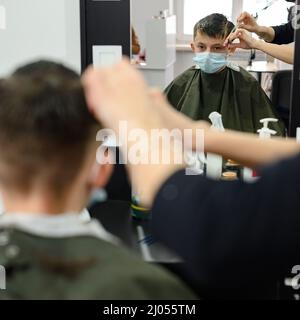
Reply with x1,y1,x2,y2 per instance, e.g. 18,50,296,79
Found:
193,52,228,74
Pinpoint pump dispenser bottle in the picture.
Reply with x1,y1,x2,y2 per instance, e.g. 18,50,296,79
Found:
243,118,278,182
257,118,278,139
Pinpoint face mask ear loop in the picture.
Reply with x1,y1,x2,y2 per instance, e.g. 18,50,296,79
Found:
225,53,230,67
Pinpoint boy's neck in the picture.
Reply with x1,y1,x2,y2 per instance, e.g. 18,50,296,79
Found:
1,189,84,216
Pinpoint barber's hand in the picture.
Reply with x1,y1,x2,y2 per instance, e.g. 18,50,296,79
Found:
236,12,259,33
82,59,162,134
225,29,259,50
82,59,208,138
82,61,186,207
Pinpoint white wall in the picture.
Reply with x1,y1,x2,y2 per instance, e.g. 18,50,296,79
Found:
0,0,175,78
1,0,279,83
0,0,81,77
175,50,194,77
132,0,173,51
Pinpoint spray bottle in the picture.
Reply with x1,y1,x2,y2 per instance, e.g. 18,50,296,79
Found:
206,112,225,180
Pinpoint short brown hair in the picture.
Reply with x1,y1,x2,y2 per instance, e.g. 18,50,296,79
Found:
0,61,100,194
194,13,235,39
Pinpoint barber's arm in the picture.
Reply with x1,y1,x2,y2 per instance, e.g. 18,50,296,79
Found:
255,41,294,64
272,20,295,45
148,90,300,170
202,128,300,169
82,61,186,206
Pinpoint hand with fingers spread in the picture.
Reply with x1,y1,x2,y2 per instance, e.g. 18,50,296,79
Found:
82,60,190,206
225,28,258,50
236,12,259,33
82,60,209,141
82,60,159,134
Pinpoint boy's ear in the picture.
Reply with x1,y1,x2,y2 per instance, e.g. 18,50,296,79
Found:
88,146,115,189
88,161,114,190
191,42,196,52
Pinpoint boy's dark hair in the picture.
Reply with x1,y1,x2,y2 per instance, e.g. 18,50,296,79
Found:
194,13,235,39
0,60,100,195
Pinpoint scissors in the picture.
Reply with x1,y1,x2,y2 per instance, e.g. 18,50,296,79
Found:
227,25,239,45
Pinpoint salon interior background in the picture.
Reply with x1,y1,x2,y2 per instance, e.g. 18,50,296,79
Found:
0,0,294,78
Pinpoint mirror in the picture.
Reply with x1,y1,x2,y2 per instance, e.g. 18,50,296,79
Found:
132,0,297,137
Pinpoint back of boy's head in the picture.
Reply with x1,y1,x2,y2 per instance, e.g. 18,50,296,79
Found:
194,13,235,39
0,60,100,195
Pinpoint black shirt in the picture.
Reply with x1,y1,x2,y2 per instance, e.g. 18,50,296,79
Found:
272,21,295,44
152,153,300,298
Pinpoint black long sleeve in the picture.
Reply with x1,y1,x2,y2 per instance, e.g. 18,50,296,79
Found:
272,21,295,44
152,153,300,298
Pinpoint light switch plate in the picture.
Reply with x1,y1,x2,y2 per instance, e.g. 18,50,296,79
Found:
0,6,6,30
92,45,122,68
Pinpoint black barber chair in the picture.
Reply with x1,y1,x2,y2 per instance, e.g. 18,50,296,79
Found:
271,70,293,132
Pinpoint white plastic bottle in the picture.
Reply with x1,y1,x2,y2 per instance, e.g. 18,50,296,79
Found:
297,127,300,144
206,112,225,180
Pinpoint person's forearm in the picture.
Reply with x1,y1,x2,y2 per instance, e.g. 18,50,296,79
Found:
127,136,185,207
155,107,300,169
254,41,294,64
256,25,275,43
201,128,300,168
129,162,183,208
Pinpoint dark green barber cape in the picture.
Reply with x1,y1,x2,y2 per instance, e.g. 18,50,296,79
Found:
0,214,197,300
165,66,285,136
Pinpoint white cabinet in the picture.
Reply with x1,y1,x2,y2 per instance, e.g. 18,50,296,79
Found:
138,15,176,90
